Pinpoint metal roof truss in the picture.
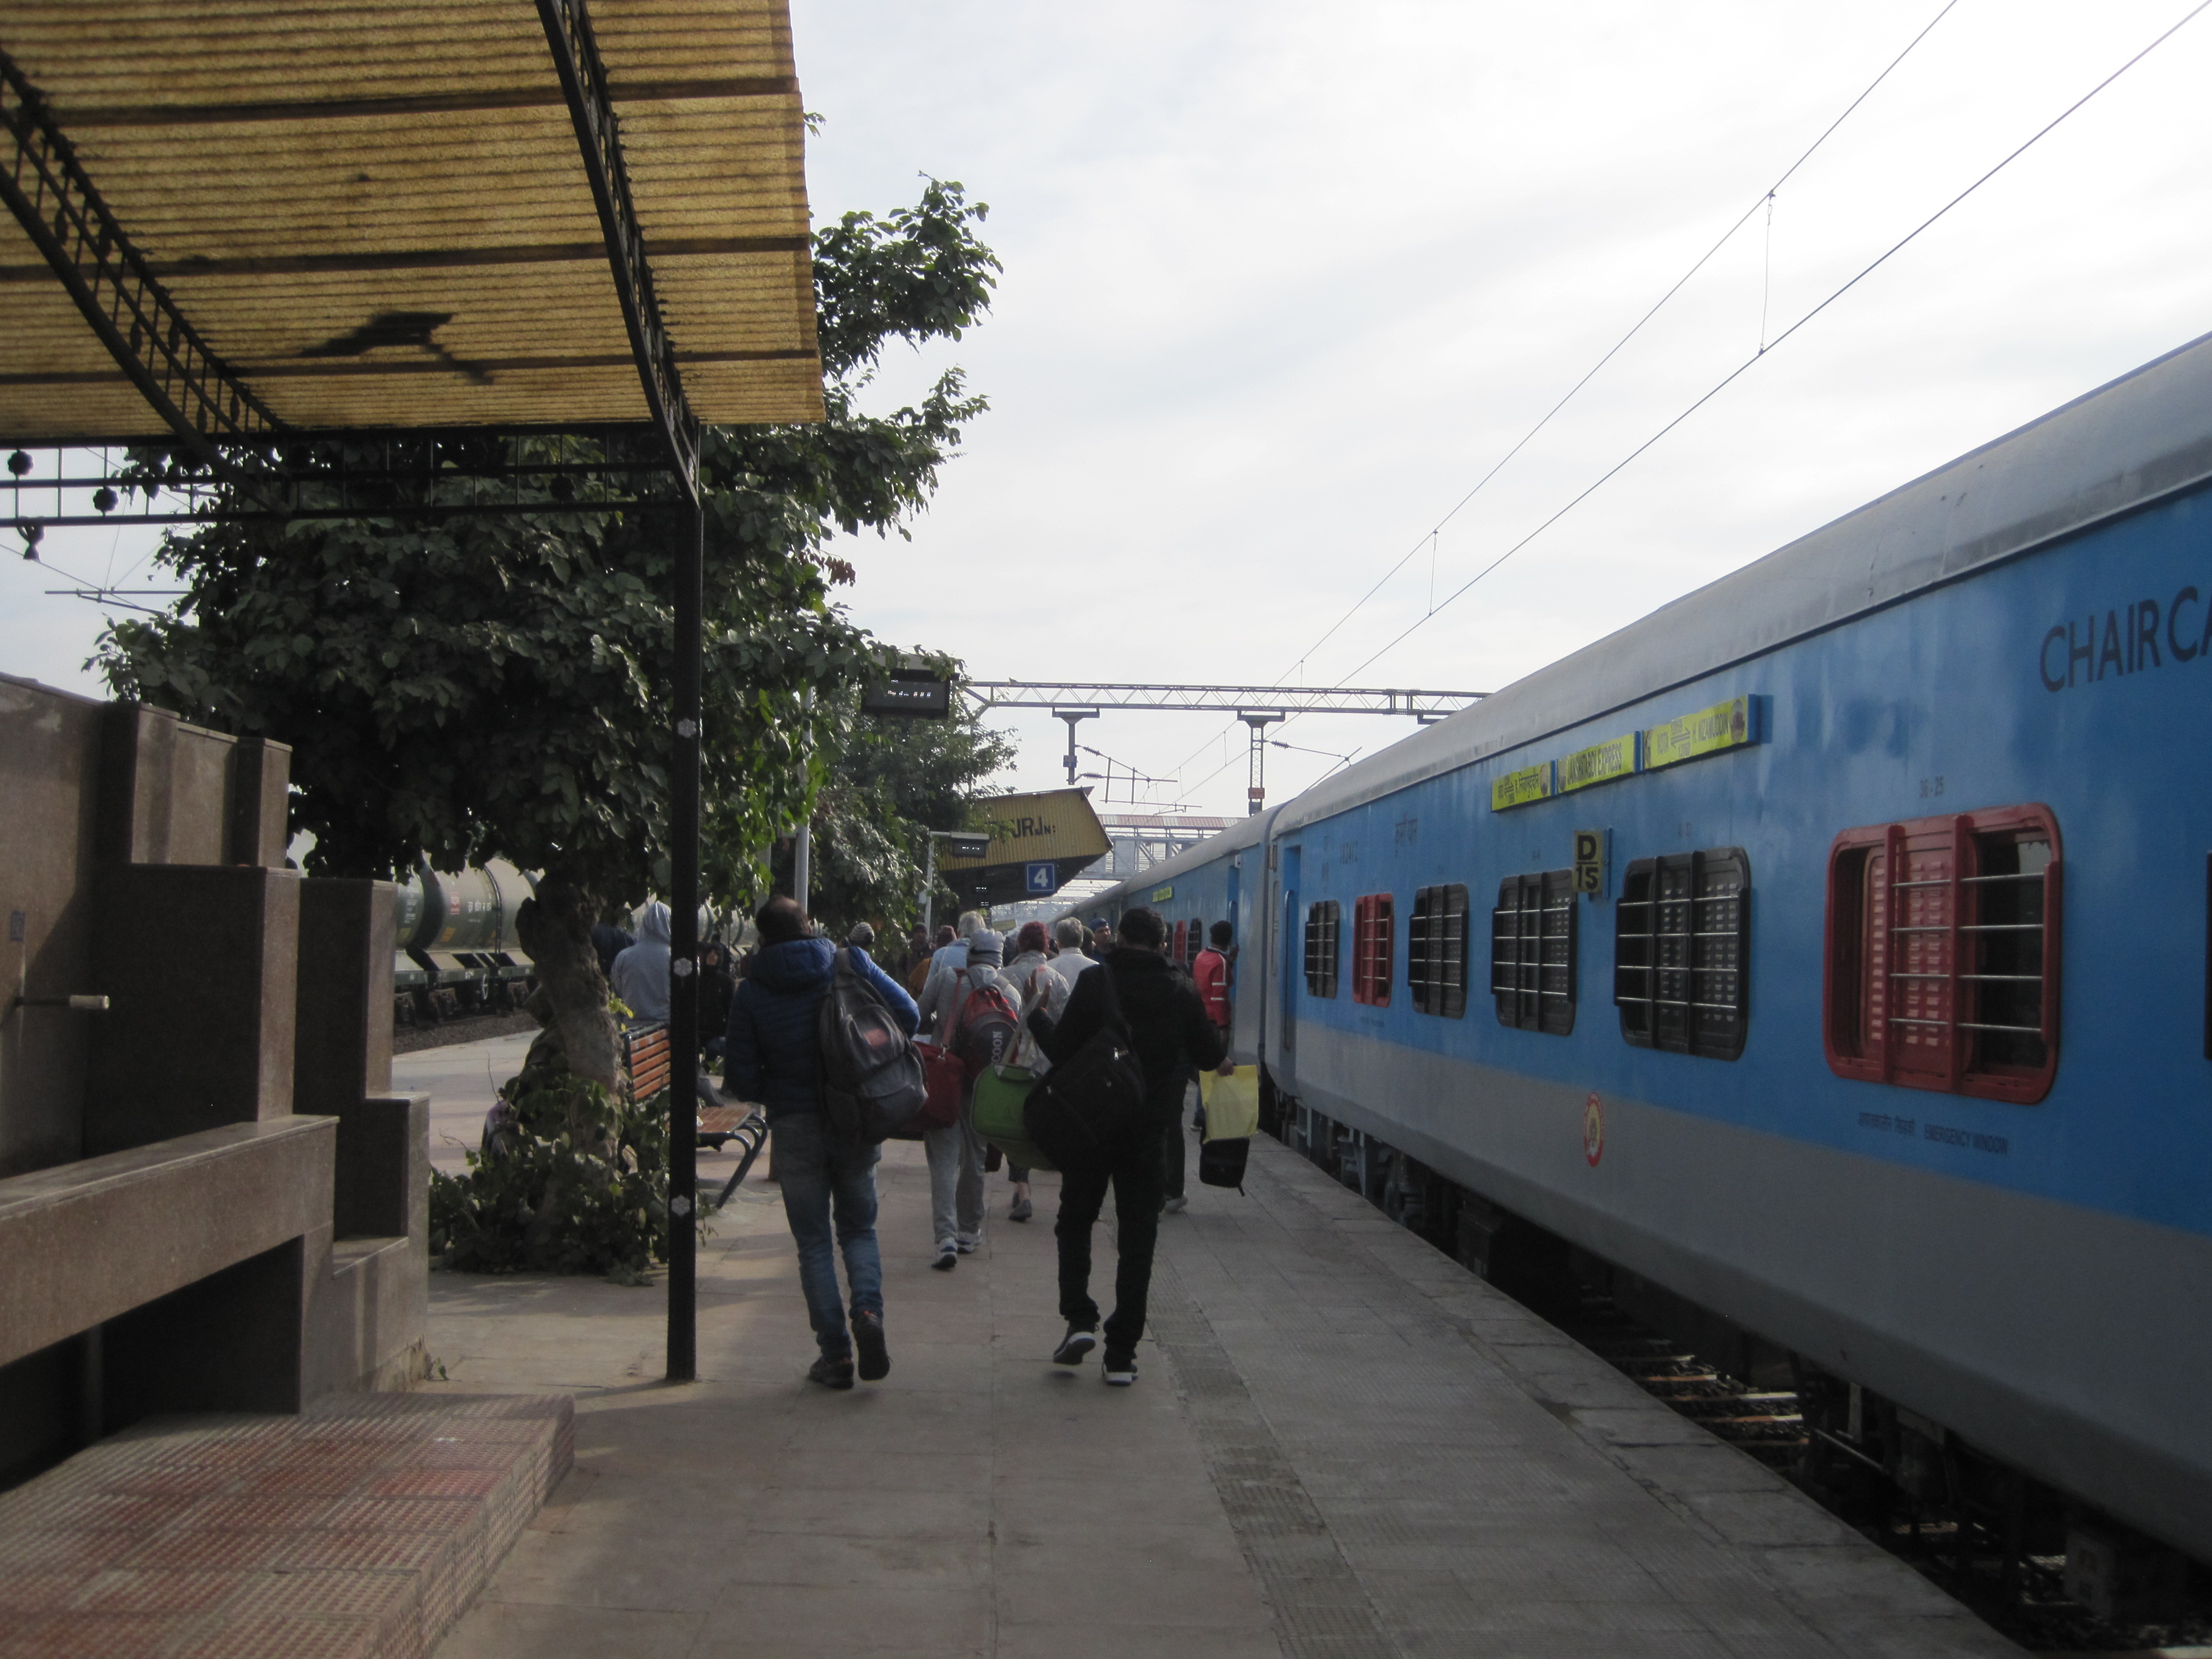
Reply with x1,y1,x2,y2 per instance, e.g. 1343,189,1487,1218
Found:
1,47,280,467
534,0,698,497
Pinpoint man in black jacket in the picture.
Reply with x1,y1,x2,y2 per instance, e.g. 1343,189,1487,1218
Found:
1027,907,1228,1385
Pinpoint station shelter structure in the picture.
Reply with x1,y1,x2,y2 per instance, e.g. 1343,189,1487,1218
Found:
0,0,825,1483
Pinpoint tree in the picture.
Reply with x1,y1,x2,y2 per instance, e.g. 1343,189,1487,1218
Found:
767,660,1017,939
101,179,1000,1087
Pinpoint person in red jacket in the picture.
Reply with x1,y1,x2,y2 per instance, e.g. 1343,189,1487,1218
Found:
1193,920,1233,1031
1165,920,1236,1205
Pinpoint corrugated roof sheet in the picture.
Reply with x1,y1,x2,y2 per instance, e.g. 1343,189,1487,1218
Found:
0,0,823,443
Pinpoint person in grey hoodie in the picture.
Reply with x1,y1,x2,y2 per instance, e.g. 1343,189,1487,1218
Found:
611,901,673,1024
922,928,1003,1269
916,910,984,1039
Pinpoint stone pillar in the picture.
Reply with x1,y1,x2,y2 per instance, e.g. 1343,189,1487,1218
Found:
226,737,290,868
86,865,301,1155
295,877,414,1238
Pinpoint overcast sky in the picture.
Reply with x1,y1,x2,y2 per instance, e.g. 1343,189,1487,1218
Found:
9,0,2212,820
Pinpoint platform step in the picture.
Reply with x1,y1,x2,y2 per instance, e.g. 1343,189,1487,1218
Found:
0,1390,572,1659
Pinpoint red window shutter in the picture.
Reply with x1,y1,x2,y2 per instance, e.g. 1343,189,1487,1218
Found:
1353,894,1393,1006
1877,822,1961,1086
1826,805,2059,1102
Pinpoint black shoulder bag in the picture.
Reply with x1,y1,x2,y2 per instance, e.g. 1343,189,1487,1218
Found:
1021,962,1148,1171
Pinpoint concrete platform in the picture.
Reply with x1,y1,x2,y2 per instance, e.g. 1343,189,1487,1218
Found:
0,1390,571,1659
418,1125,2019,1659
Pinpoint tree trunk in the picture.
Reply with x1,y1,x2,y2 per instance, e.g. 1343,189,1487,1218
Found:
515,870,620,1093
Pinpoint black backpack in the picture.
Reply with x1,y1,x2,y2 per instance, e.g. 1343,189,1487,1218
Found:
818,949,928,1145
1022,963,1148,1170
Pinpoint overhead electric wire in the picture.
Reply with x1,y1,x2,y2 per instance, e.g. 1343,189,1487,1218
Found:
1270,0,1962,688
1163,0,1959,789
1332,0,2212,688
1167,0,2206,809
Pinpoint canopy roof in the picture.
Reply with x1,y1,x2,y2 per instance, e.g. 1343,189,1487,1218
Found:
1,0,823,459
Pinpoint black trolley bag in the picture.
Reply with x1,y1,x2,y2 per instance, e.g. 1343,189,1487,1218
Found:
1021,962,1148,1171
1198,1134,1249,1191
817,948,929,1144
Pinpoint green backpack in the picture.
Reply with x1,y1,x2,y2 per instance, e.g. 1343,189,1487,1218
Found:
973,1063,1054,1173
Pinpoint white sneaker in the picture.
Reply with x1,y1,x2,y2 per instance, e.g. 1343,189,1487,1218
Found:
931,1239,957,1272
1163,1195,1188,1214
954,1235,980,1254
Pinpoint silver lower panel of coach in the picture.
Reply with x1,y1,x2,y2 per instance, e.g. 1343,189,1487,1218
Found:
1272,1026,2212,1564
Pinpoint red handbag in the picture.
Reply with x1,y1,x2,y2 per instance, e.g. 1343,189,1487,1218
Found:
900,1040,965,1137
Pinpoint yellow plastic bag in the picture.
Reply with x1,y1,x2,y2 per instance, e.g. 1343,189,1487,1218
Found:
1199,1064,1261,1141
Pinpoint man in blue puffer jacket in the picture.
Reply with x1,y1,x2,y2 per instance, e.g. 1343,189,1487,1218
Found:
725,896,919,1389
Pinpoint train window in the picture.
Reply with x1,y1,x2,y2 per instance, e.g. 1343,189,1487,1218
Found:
1615,848,1749,1060
1491,872,1575,1034
1304,901,1340,998
1825,806,2059,1103
1411,885,1469,1018
1353,894,1393,1006
1187,921,1204,970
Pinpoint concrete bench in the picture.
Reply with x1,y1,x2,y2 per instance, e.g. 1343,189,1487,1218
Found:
0,1104,426,1444
0,1116,332,1375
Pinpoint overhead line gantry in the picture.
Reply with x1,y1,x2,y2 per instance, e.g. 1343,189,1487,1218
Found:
960,681,1489,813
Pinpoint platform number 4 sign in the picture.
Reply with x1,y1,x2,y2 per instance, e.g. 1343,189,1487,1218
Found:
1573,829,1607,899
1025,861,1057,896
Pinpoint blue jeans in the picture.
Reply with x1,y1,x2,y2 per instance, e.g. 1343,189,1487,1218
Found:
772,1111,884,1357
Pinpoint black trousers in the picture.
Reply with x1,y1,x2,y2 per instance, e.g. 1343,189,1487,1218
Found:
1159,1068,1194,1200
1054,1124,1166,1352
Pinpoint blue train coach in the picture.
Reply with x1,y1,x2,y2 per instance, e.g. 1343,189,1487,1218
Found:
1076,332,2212,1567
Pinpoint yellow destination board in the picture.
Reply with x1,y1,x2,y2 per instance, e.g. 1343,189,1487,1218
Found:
936,788,1113,905
1644,695,1755,770
1560,733,1638,793
1490,762,1554,812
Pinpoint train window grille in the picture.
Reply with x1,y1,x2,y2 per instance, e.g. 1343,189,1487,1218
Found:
1187,920,1205,970
1614,848,1749,1059
1825,806,2059,1103
1410,885,1469,1018
1304,900,1340,997
1491,872,1575,1034
1353,893,1393,1007
1171,920,1185,965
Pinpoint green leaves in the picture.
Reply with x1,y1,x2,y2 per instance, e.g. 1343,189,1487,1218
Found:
95,177,1001,913
813,178,1000,381
426,1067,689,1279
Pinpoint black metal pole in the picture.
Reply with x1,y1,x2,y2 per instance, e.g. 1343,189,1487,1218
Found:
666,497,703,1382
